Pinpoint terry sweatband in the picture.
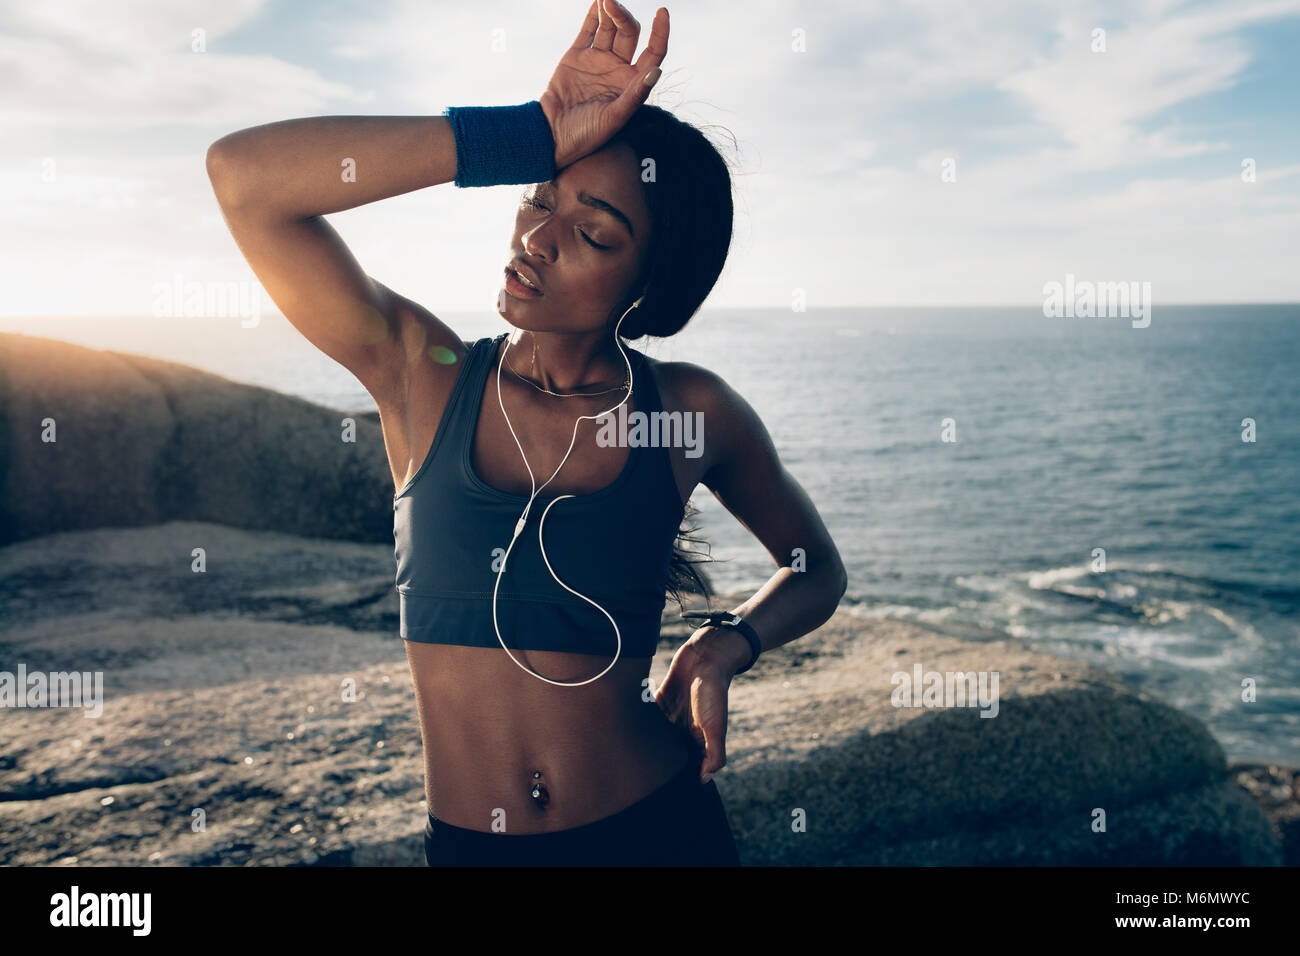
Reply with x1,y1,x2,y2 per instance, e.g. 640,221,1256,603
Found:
441,101,557,188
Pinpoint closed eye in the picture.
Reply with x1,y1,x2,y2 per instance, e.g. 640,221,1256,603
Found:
520,197,611,250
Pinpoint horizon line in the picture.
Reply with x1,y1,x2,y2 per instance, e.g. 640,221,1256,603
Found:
3,300,1300,322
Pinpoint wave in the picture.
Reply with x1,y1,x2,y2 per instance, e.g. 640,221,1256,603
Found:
851,561,1289,664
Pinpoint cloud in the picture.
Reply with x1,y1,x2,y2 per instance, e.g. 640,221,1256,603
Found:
0,0,366,129
0,0,1298,315
997,0,1300,169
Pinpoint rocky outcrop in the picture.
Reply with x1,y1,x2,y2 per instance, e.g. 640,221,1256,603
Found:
0,333,392,547
0,522,1284,866
715,611,1282,865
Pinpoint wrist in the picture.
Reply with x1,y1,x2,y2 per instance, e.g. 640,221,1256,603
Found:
689,626,753,676
536,97,568,170
441,101,556,188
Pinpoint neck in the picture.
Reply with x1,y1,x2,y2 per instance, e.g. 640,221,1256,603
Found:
505,328,629,393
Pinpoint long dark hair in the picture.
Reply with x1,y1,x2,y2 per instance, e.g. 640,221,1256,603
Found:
602,104,737,611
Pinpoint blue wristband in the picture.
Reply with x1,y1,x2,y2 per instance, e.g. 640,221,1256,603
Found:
441,101,557,188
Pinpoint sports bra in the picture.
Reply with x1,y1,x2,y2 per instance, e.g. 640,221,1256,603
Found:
393,332,687,658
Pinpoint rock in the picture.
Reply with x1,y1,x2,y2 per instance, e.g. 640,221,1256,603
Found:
707,605,1282,865
0,333,393,547
1229,763,1300,866
343,409,382,427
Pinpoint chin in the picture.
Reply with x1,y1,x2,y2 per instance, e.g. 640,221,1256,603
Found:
496,290,610,337
496,289,561,333
496,288,535,328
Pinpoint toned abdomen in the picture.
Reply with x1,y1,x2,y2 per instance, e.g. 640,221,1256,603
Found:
403,641,695,833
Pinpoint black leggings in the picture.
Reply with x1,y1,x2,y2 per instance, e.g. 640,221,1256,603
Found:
424,755,741,867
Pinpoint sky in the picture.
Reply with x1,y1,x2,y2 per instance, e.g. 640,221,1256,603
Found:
1,0,1299,319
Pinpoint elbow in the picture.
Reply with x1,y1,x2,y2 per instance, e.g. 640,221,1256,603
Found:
829,558,848,603
205,137,244,209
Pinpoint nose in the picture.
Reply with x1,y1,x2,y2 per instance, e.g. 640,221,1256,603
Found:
522,220,554,262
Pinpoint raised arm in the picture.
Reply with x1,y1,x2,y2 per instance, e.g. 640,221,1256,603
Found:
203,0,669,410
204,115,464,408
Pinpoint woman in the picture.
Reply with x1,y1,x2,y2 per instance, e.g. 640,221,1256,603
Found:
206,0,846,866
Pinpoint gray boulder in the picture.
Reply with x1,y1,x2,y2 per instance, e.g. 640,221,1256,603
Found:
0,522,1282,865
714,625,1282,864
0,332,392,546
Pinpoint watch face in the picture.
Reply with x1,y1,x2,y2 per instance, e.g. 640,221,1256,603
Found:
726,615,741,626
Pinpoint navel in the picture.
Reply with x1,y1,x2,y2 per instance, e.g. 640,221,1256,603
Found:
529,769,549,809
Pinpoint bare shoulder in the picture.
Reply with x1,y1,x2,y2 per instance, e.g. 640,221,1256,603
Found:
641,355,774,484
642,355,745,422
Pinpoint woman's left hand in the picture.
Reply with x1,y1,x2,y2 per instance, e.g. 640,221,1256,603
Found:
653,632,742,784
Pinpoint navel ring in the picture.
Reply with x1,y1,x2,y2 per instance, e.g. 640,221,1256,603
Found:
529,770,549,809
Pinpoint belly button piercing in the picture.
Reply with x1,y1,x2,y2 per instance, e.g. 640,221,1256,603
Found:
530,770,549,809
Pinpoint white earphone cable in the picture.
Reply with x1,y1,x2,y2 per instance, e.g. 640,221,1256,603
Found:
490,297,643,686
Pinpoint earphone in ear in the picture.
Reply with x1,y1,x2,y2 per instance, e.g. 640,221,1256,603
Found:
490,298,641,686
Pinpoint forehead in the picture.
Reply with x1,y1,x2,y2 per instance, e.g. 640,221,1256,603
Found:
547,145,649,237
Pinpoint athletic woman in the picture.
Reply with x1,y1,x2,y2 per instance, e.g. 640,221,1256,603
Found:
206,0,846,866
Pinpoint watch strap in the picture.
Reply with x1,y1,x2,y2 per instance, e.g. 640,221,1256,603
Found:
680,610,762,674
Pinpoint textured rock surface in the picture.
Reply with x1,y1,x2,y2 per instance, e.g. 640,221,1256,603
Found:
0,523,1285,866
0,332,393,546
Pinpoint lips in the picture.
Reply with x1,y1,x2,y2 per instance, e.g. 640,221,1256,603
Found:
507,259,543,293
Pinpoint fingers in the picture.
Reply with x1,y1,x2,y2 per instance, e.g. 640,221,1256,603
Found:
658,684,704,749
569,1,598,50
601,0,641,63
694,680,726,784
652,685,669,713
632,7,669,76
592,0,616,51
615,59,664,127
699,718,724,783
608,69,655,132
653,675,678,717
581,2,667,70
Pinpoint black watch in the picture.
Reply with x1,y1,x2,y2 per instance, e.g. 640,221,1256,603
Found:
680,610,762,674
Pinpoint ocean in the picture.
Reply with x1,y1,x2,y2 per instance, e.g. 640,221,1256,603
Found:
6,304,1298,767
